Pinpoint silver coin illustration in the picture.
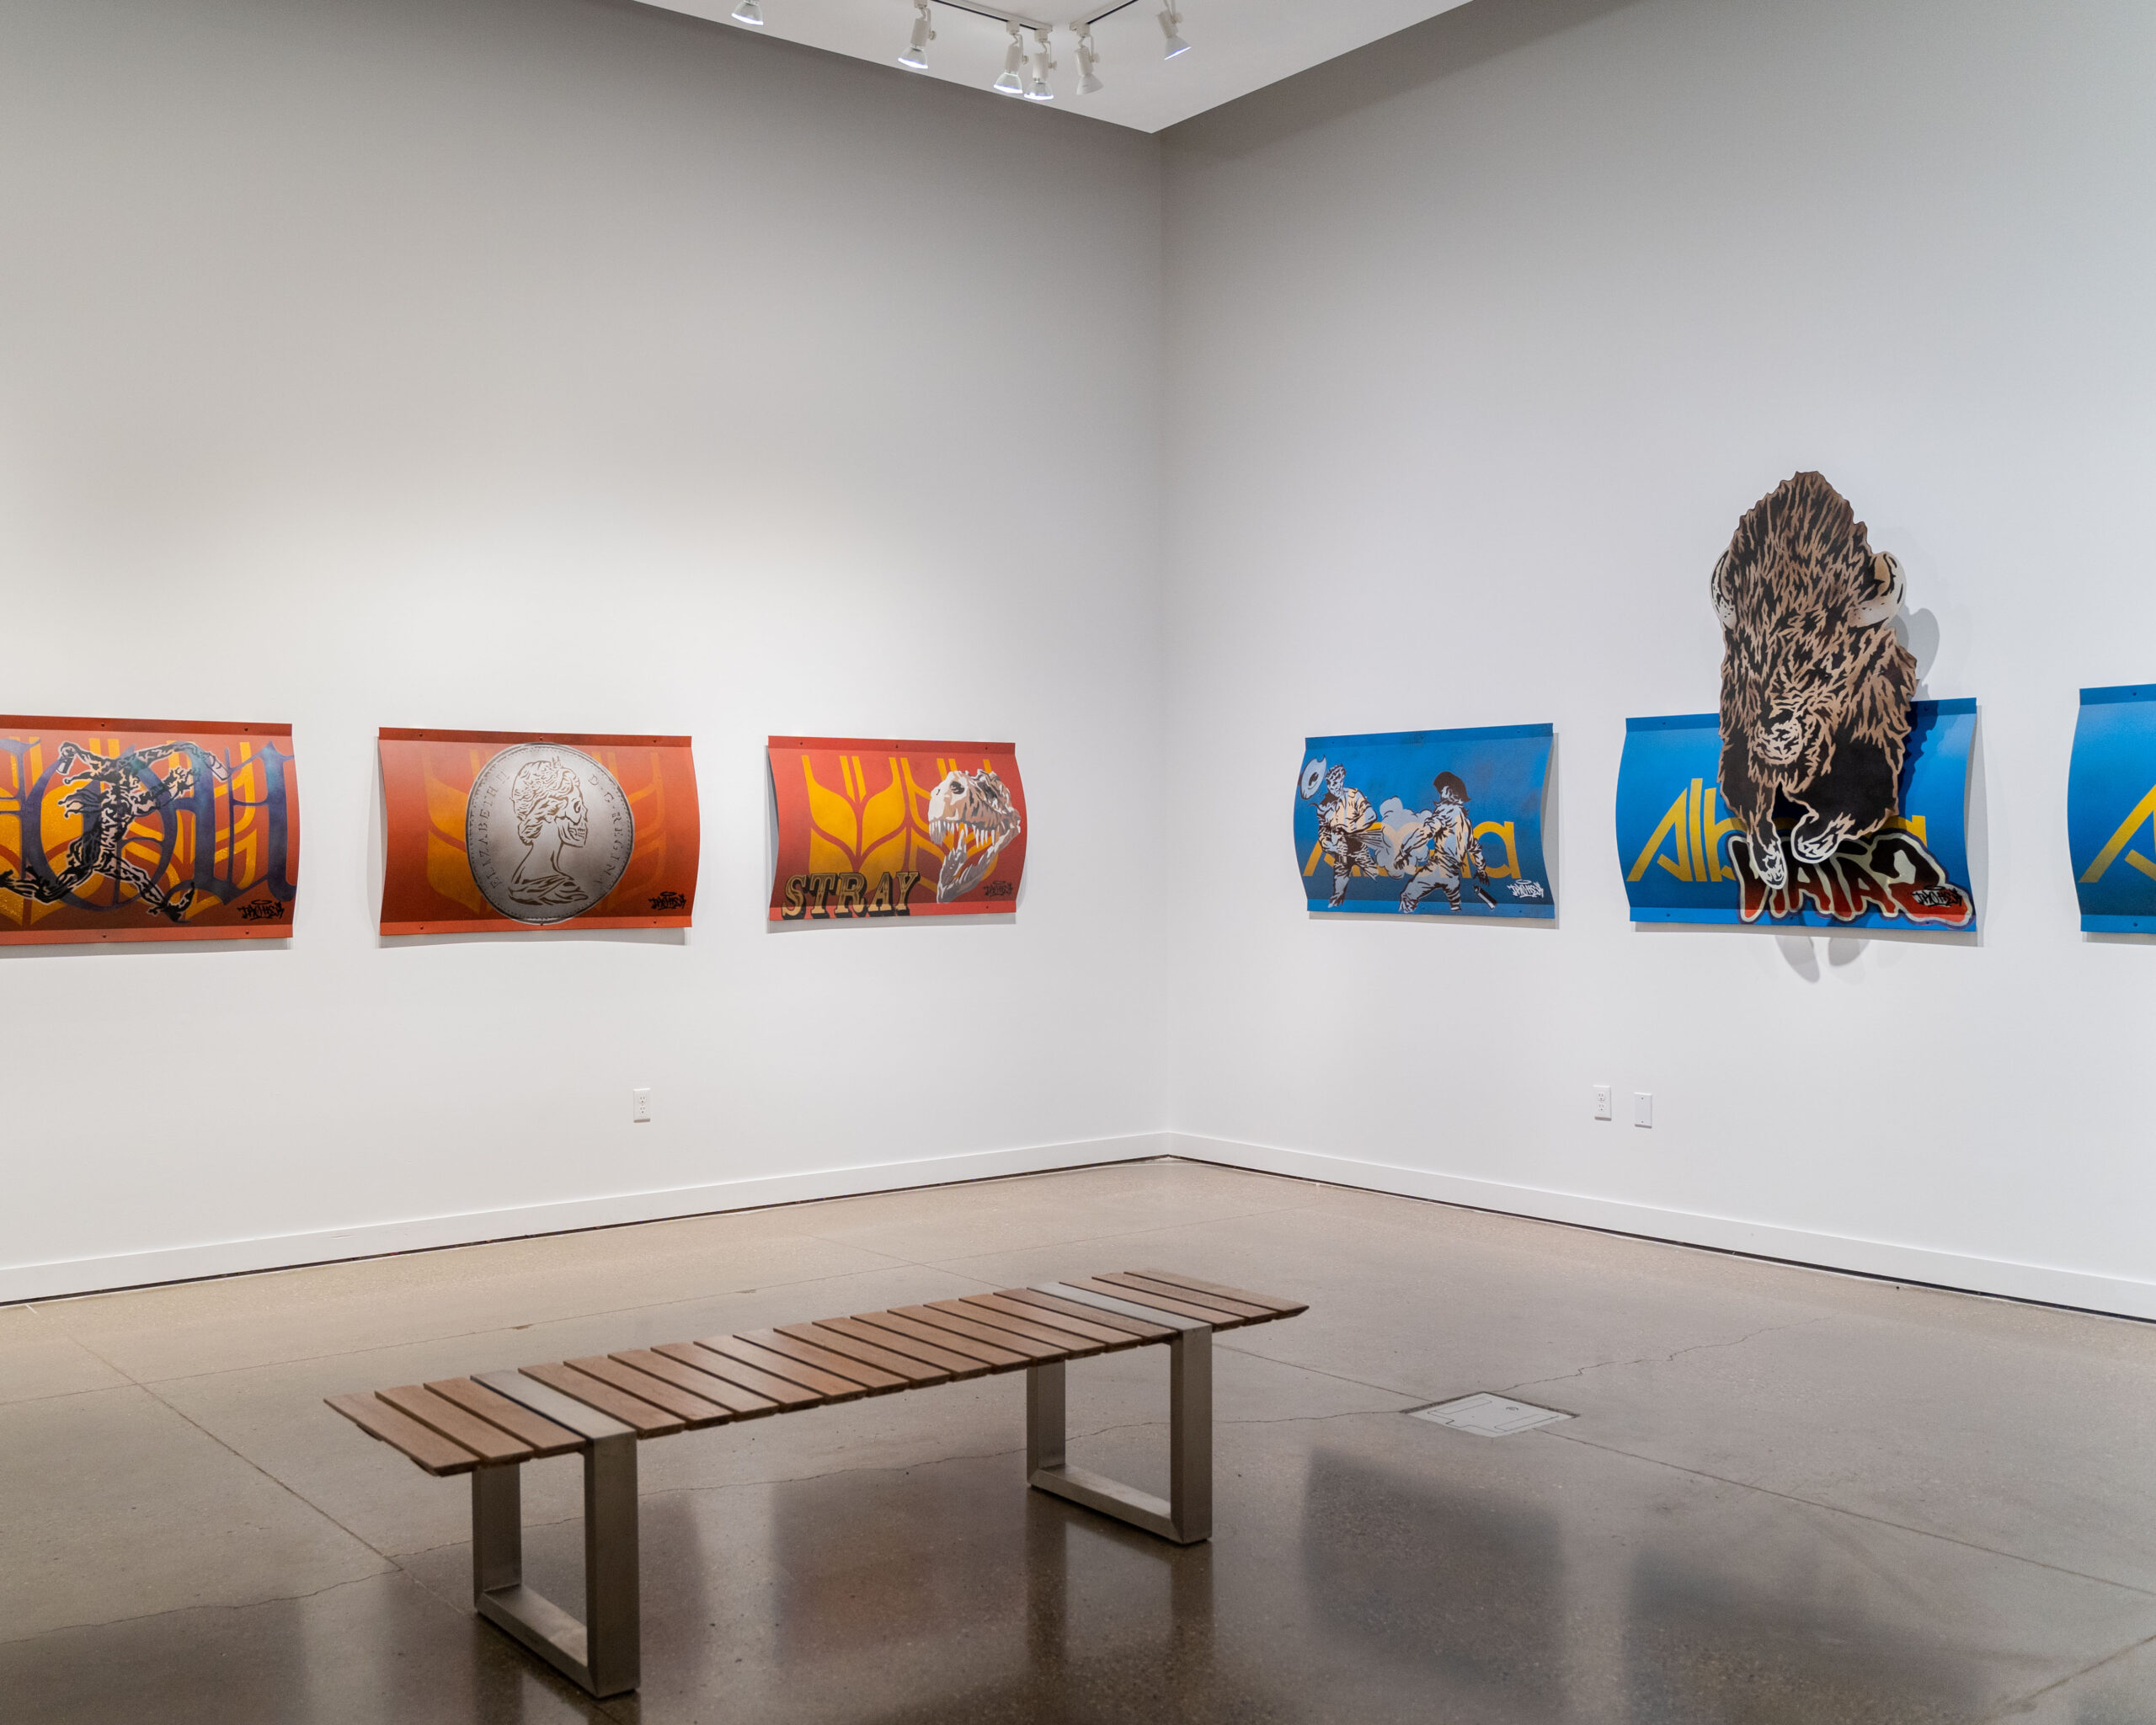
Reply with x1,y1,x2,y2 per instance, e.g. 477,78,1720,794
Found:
465,743,635,925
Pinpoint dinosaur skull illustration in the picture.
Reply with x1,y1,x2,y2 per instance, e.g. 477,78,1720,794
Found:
925,767,1022,902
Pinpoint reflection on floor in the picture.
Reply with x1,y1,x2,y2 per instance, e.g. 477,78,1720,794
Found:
5,1159,2156,1722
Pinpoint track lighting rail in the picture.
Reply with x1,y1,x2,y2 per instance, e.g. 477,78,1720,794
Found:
925,0,1139,28
735,0,1187,98
929,1,1050,29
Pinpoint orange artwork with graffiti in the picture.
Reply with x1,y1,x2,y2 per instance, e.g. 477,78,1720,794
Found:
767,737,1025,920
379,729,697,935
0,716,299,944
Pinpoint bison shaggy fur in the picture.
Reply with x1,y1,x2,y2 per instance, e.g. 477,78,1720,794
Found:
1711,472,1918,889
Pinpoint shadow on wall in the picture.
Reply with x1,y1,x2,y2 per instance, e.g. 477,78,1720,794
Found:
1164,0,1655,158
0,937,293,961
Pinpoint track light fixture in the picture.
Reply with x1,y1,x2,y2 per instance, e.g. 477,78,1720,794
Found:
865,3,1172,106
1075,27,1103,95
898,0,934,69
993,21,1026,95
730,0,763,24
1025,27,1057,101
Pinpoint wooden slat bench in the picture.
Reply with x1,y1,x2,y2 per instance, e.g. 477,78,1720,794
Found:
329,1269,1305,1697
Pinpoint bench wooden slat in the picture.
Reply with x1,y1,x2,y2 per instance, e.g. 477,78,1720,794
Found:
1123,1269,1308,1317
1061,1276,1251,1327
614,1348,782,1419
788,1319,977,1382
377,1383,536,1465
762,1326,936,1388
851,1309,1031,1370
522,1361,686,1437
424,1379,586,1457
337,1268,1310,1491
892,1302,1069,1360
567,1355,734,1429
997,1287,1177,1342
326,1391,479,1476
1097,1271,1274,1321
932,1298,1108,1357
472,1370,635,1441
675,1342,829,1409
960,1293,1139,1350
701,1335,868,1402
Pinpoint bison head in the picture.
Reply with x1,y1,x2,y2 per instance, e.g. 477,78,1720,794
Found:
1711,472,1917,888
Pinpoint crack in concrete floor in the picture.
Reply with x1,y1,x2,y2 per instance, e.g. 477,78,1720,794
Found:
1499,1315,1833,1397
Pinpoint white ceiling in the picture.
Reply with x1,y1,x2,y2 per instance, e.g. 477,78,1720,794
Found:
642,0,1475,134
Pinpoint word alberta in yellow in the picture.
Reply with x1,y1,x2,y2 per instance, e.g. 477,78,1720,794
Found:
1626,779,1742,884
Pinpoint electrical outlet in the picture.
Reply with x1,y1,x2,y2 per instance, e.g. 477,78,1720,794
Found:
1593,1084,1613,1121
1633,1091,1653,1129
632,1087,652,1124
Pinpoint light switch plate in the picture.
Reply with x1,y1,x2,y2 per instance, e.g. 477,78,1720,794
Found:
1633,1091,1652,1128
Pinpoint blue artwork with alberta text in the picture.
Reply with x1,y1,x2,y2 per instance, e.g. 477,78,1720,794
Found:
1616,700,1976,930
1294,725,1553,918
2068,684,2156,933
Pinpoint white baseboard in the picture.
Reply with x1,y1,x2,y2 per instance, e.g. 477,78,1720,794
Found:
3,1132,1172,1305
19,1127,2151,1324
1166,1132,2156,1324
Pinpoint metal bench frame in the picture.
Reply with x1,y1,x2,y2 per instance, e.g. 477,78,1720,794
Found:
469,1370,643,1697
1023,1281,1213,1545
330,1268,1299,1699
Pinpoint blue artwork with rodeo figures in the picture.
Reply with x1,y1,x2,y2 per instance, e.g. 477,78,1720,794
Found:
1616,701,1976,930
2068,684,2156,933
1294,725,1554,918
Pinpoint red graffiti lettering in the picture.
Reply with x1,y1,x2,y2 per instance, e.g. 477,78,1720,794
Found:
1726,830,1972,929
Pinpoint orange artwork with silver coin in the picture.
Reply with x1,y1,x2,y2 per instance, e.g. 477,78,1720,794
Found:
378,729,697,935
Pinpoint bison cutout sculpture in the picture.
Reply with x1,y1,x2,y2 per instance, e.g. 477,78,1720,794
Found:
1616,473,1976,931
1710,472,1919,891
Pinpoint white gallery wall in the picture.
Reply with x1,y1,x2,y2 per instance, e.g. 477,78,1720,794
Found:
8,0,2156,1318
1158,0,2156,1314
0,0,1171,1298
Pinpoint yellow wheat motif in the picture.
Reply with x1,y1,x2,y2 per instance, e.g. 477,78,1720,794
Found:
0,735,278,923
0,740,37,926
803,755,1004,884
424,749,490,915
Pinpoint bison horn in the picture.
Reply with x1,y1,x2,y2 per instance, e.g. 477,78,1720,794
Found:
1850,551,1904,628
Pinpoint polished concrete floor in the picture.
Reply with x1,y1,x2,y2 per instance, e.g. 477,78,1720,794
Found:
6,1160,2156,1723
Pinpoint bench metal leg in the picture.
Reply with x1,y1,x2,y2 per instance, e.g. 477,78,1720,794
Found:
1026,1330,1213,1545
471,1434,641,1698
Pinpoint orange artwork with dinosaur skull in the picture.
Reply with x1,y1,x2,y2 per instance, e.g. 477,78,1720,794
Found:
767,737,1025,920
